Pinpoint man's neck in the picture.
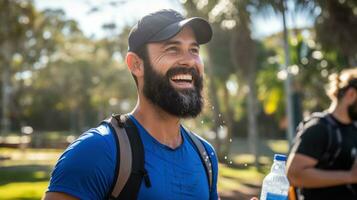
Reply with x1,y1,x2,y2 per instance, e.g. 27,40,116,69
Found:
131,98,182,149
330,101,352,124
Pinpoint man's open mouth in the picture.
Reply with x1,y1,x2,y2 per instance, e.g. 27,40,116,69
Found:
170,74,194,89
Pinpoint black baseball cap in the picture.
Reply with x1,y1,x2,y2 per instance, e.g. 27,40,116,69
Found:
128,9,212,53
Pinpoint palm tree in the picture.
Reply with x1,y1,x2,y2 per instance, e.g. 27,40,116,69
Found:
316,0,357,66
230,0,259,168
182,0,261,166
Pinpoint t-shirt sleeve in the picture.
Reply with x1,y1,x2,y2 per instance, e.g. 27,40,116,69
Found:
47,126,116,200
291,122,329,160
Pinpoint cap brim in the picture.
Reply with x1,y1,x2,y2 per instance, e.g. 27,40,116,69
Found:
148,17,212,44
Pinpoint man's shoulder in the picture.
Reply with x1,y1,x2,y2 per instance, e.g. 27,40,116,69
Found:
299,114,330,136
71,123,115,150
181,126,217,157
57,123,117,168
48,123,117,199
197,133,216,154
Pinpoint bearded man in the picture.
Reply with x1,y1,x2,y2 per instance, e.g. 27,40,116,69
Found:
43,9,218,200
287,68,357,200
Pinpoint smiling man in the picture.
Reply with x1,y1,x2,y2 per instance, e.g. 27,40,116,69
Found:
43,9,218,200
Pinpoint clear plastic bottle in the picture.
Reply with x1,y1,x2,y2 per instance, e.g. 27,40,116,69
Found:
260,154,290,200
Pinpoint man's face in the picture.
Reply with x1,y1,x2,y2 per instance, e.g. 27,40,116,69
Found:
142,27,204,118
347,88,357,121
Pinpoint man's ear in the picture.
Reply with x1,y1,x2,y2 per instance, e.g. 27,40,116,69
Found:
126,52,144,77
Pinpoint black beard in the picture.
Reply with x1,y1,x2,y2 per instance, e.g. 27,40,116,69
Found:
142,61,203,118
347,99,357,121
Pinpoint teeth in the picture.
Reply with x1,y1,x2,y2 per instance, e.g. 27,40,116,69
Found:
171,74,192,81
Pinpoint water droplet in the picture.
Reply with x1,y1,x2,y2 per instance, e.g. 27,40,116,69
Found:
222,121,225,124
224,156,227,160
211,152,214,156
201,120,204,124
229,138,232,142
229,160,233,164
212,106,215,110
218,114,221,117
244,163,248,167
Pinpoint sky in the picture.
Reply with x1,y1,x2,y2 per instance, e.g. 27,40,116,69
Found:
34,0,314,39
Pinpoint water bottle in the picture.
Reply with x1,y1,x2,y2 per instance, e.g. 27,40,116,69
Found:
260,154,290,200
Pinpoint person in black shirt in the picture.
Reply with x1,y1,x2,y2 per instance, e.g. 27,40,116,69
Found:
287,68,357,200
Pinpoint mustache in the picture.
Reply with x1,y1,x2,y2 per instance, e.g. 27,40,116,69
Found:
166,66,200,79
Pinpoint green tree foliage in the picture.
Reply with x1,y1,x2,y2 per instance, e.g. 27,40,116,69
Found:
1,0,354,144
296,0,357,66
0,0,37,133
0,1,136,133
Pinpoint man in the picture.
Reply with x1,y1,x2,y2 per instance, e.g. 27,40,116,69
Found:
287,68,357,200
43,9,218,200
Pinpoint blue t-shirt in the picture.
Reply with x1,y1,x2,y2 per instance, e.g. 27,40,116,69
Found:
47,115,218,200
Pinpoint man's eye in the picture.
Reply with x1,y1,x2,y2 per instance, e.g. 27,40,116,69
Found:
166,47,178,53
191,48,199,54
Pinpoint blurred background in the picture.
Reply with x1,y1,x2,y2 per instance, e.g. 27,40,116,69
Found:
0,0,356,199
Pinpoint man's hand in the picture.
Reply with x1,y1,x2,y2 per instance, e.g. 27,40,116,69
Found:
42,192,78,200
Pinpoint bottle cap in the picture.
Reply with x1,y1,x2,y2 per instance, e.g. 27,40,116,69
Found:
274,154,287,161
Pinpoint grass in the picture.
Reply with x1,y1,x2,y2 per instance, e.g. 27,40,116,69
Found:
267,139,289,154
0,148,62,200
216,138,289,199
0,139,289,200
0,181,48,200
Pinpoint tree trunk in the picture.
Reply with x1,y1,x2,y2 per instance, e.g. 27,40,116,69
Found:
222,85,234,158
247,73,259,168
1,41,12,134
231,11,259,168
206,64,224,159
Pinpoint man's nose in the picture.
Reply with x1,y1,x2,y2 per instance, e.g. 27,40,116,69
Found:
177,52,197,68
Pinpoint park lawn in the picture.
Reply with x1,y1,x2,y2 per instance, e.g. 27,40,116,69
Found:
0,163,263,199
0,139,288,199
0,181,48,200
0,148,62,200
218,164,264,190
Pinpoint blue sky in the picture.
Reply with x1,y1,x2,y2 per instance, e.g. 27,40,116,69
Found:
34,0,313,39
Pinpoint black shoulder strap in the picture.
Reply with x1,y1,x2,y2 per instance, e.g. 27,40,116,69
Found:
182,126,213,192
105,114,149,200
106,115,132,199
295,112,343,168
295,112,326,138
318,114,343,167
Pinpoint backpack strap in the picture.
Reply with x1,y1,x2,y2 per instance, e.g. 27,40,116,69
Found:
105,114,150,200
322,116,357,196
295,112,343,168
183,126,213,192
318,114,343,167
295,112,326,139
106,115,132,199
